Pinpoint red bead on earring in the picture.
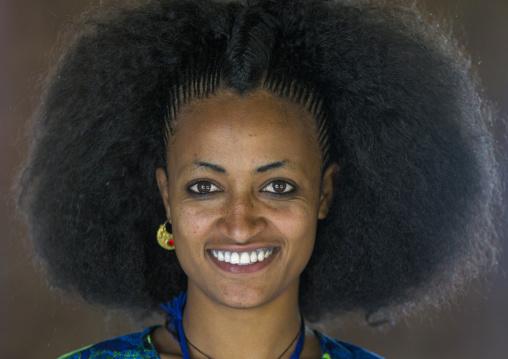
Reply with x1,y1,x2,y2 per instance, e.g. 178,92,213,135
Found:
157,221,175,250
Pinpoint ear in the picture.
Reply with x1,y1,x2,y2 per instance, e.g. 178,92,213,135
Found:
156,167,172,224
318,163,339,219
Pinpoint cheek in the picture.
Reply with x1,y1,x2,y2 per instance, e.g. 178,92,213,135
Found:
273,206,319,250
170,206,215,277
172,205,215,242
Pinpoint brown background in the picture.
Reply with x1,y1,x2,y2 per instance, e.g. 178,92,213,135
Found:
1,0,507,358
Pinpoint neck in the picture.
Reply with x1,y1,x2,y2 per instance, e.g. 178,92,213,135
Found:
182,283,302,359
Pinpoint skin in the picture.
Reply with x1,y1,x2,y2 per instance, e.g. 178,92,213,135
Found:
155,89,338,359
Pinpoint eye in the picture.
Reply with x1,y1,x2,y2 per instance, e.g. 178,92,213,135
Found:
188,181,221,194
261,180,295,194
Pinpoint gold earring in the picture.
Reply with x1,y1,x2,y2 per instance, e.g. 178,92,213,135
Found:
157,221,174,250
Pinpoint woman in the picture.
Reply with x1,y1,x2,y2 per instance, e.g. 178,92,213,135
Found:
18,0,500,358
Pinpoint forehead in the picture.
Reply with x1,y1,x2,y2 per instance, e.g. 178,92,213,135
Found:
178,89,315,125
166,90,323,173
177,90,318,136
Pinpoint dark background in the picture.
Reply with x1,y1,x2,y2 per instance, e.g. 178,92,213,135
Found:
1,0,507,358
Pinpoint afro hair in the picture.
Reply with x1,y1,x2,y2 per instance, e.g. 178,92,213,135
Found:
19,0,501,322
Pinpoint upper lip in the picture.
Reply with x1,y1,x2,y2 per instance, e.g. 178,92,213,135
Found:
206,244,279,252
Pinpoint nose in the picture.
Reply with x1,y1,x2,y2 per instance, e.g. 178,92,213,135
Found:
216,191,266,243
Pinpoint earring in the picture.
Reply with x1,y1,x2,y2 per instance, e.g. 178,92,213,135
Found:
157,221,175,250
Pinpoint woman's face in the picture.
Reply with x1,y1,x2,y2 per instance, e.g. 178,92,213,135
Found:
156,90,336,309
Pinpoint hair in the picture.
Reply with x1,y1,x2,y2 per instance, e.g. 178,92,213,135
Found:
18,0,501,322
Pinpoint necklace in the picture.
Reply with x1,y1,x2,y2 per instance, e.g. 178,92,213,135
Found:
185,317,302,359
162,292,306,359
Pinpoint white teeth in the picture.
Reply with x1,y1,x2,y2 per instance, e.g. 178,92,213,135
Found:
230,252,240,264
250,251,257,263
239,252,250,265
211,248,276,265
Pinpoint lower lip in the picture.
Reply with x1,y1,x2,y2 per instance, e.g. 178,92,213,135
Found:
208,250,278,274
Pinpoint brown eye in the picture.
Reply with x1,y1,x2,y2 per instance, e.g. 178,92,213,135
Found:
272,180,287,193
189,181,220,194
262,180,295,194
197,182,211,192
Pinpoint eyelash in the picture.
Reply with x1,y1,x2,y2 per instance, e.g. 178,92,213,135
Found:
186,180,296,197
188,181,221,196
260,180,296,196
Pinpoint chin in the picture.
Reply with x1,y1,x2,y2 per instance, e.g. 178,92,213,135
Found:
217,287,272,309
211,279,297,311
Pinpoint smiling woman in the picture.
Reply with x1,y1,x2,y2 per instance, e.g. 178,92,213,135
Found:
156,90,335,314
17,0,501,358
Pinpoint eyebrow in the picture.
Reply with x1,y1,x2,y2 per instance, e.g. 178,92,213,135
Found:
255,161,288,173
192,160,289,174
194,161,226,173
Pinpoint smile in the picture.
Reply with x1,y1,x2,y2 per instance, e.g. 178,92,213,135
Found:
210,248,276,265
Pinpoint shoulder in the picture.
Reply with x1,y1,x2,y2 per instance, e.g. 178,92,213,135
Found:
316,331,384,359
57,327,159,359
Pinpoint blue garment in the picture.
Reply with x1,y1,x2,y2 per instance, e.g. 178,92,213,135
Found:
59,327,383,359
